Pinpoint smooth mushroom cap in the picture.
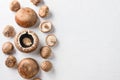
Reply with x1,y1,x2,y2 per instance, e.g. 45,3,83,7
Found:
15,7,38,28
18,58,39,79
40,46,51,59
2,42,14,54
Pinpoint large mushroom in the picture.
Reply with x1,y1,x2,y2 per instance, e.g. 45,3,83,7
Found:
18,58,39,79
15,7,38,28
14,30,39,53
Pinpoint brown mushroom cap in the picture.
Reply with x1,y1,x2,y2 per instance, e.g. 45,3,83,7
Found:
39,21,52,33
15,7,38,28
40,61,52,72
30,0,41,5
46,34,57,47
5,55,17,68
18,58,39,79
10,0,21,12
39,5,49,18
3,25,15,37
2,42,14,54
14,30,39,53
40,46,51,59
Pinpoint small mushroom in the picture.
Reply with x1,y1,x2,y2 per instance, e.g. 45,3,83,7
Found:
46,34,57,47
33,78,41,80
39,5,49,18
5,55,17,68
40,46,51,59
40,61,52,72
15,7,38,28
30,0,41,5
10,0,21,12
3,25,15,37
18,58,39,79
14,30,39,53
39,21,52,33
2,42,14,54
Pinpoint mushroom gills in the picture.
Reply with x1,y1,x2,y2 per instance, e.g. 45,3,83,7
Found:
20,32,34,48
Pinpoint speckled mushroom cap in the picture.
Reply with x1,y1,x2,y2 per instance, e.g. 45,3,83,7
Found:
15,7,38,28
14,30,39,53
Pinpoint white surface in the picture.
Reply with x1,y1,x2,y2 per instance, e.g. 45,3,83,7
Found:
0,0,120,80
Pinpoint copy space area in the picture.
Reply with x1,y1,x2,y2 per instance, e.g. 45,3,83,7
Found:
0,0,120,80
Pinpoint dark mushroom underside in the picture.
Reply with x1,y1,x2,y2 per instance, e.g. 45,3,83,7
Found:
19,32,34,48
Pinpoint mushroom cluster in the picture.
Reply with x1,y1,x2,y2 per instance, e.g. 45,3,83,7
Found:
2,0,58,79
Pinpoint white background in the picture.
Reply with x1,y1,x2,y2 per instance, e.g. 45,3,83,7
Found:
0,0,120,80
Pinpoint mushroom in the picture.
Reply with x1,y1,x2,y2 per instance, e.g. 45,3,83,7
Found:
40,61,52,72
39,5,49,18
46,34,57,47
39,21,52,33
30,0,41,5
2,42,14,54
3,25,15,37
10,0,21,12
14,30,39,53
18,58,39,79
15,7,38,28
5,55,17,68
40,46,51,59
